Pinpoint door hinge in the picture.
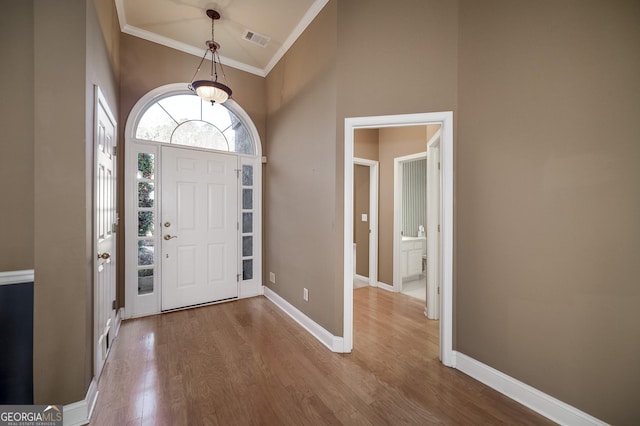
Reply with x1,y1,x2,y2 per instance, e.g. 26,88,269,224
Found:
237,221,239,230
112,146,117,156
112,300,116,310
112,222,118,233
437,287,440,295
438,162,441,170
438,224,440,232
237,273,241,282
235,169,241,178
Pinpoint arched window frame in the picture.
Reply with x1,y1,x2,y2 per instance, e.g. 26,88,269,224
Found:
124,83,263,318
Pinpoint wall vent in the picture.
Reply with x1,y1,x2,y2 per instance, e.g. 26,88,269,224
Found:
243,30,270,47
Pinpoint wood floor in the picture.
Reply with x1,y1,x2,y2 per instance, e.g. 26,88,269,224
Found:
90,288,553,425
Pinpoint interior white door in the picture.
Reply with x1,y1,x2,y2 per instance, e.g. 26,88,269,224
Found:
94,88,117,377
161,146,239,310
427,142,441,320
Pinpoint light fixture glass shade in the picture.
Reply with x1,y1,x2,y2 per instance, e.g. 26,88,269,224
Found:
191,80,232,104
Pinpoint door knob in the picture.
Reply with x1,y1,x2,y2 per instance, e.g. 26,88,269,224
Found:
97,252,111,260
164,235,178,240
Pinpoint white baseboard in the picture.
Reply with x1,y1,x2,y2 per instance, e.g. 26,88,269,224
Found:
263,287,346,353
63,378,98,426
353,275,369,289
377,281,395,292
114,307,124,337
454,352,608,426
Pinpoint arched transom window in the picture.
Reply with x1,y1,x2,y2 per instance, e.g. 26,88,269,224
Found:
135,94,255,155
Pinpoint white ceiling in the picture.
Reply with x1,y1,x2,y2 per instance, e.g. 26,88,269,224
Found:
115,0,328,77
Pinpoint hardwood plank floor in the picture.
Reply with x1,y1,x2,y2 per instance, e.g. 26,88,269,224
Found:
91,288,553,425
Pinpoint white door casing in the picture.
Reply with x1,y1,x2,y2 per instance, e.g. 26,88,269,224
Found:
343,111,454,368
161,146,239,311
426,131,442,319
94,86,117,377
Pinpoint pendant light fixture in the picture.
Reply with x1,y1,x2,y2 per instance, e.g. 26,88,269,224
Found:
188,9,232,104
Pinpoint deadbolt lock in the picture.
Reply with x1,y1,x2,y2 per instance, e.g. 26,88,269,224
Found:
164,222,171,227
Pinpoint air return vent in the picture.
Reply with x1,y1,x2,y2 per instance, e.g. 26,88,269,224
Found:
243,30,270,47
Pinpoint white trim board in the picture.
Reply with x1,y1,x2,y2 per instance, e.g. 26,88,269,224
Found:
63,378,98,426
263,287,345,353
454,352,609,426
0,269,35,286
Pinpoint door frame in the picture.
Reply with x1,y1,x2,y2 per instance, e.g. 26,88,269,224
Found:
343,111,454,367
123,83,263,318
393,151,427,293
353,158,379,288
426,130,442,319
93,86,119,378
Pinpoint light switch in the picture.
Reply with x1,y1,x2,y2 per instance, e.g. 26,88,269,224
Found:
361,214,368,222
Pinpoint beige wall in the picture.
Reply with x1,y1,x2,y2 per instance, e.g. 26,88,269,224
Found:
0,2,34,271
456,1,640,423
264,1,338,334
354,128,379,161
353,165,370,277
31,0,120,404
33,0,89,404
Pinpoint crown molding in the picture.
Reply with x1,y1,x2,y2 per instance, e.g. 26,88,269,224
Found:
114,0,329,78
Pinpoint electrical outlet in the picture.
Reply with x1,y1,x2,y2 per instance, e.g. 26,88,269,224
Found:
303,288,309,302
269,272,276,283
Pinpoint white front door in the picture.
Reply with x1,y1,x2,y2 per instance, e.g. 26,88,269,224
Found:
94,88,117,377
161,146,239,311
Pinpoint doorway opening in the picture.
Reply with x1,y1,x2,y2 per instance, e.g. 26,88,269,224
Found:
352,158,379,290
394,151,428,301
344,112,454,367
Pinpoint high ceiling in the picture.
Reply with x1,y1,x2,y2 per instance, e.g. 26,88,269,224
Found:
115,0,328,77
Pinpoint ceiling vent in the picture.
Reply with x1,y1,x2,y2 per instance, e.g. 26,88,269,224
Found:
243,30,270,47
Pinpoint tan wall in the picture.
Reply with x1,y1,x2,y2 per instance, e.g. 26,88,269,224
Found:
353,165,370,277
0,2,34,271
354,128,379,161
31,0,120,404
33,0,88,404
457,0,640,423
377,126,428,285
264,1,338,334
93,0,120,80
117,33,267,306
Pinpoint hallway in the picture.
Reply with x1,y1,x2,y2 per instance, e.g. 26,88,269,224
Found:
90,288,552,425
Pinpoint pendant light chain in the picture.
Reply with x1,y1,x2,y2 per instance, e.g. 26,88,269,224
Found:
188,9,233,104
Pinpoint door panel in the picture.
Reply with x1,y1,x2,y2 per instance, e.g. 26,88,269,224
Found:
95,88,117,377
161,146,238,310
